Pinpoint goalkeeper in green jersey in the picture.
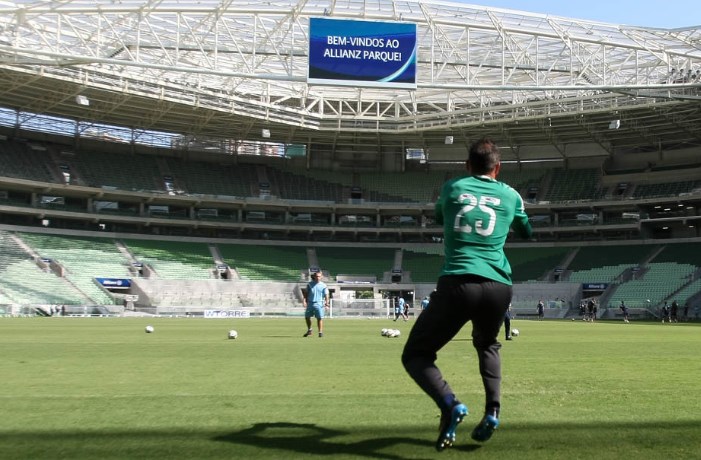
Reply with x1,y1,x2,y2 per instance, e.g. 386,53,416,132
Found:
401,137,532,451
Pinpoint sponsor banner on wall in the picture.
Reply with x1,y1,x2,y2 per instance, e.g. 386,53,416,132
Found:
95,277,131,289
308,17,417,88
582,283,609,290
204,310,251,319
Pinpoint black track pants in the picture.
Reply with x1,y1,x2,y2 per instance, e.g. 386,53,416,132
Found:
401,274,512,413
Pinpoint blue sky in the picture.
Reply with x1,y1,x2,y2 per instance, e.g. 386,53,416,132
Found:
459,1,699,29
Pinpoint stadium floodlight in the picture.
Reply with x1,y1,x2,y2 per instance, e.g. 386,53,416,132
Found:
75,95,90,106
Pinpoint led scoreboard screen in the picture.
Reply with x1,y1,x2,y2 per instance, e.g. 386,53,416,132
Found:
308,17,417,89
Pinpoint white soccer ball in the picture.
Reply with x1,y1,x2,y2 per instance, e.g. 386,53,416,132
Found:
381,328,389,336
145,325,154,333
511,328,519,337
228,329,238,339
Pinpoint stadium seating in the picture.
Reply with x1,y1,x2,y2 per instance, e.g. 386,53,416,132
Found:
541,168,604,202
0,141,57,183
608,262,697,308
401,248,444,282
0,231,86,305
122,239,215,280
497,167,548,196
316,246,396,282
2,227,700,317
567,244,654,270
672,278,701,306
632,180,701,199
565,244,656,285
132,278,301,313
567,265,631,284
652,243,701,266
266,167,346,202
17,232,131,305
505,246,573,282
67,150,163,191
217,244,308,281
357,171,444,203
164,158,257,197
3,134,701,316
1,259,87,305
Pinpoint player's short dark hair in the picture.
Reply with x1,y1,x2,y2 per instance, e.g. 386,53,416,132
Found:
468,137,500,175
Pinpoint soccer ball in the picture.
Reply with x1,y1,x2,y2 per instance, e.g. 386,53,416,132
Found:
511,328,520,337
228,329,238,339
145,325,154,333
381,328,389,336
386,329,401,338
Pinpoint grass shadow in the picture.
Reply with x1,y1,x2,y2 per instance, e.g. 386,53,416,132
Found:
213,421,480,459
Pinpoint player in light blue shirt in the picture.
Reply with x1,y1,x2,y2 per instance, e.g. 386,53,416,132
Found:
394,296,406,321
303,271,329,337
421,296,430,310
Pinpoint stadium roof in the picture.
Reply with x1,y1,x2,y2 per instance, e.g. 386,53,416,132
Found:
0,0,700,162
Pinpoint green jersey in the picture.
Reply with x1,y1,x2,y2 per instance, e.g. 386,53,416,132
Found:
435,174,532,284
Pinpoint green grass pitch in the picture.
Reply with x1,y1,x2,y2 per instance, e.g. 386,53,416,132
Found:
1,317,700,459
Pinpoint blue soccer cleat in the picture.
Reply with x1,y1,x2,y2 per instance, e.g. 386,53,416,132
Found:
436,403,468,451
470,414,499,442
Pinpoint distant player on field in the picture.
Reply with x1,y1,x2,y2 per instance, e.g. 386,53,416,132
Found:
421,296,430,311
661,301,670,323
536,299,545,320
619,300,630,323
394,296,406,321
670,300,679,323
303,271,329,338
504,304,513,340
